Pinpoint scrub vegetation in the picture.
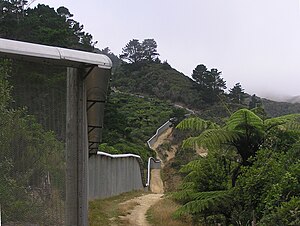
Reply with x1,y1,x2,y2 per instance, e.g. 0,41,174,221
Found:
100,91,186,164
172,109,300,225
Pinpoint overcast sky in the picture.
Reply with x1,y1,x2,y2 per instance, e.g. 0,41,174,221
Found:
32,0,300,99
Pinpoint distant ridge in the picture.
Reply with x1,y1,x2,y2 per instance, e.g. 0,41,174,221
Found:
287,95,300,103
262,94,300,104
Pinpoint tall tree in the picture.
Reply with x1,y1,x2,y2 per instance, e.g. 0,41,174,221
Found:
249,94,262,109
192,64,207,87
209,68,226,94
228,82,246,104
0,0,25,38
120,38,160,63
0,2,95,51
120,39,143,63
141,38,159,61
192,64,226,103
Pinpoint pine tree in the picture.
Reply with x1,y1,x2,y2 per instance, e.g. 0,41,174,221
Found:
192,64,226,103
228,83,246,104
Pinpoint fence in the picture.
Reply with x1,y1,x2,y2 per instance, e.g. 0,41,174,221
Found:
147,119,174,149
88,152,146,200
88,119,173,200
0,60,66,226
0,38,111,226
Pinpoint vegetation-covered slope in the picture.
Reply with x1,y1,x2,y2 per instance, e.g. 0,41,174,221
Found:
100,90,186,163
112,62,204,109
262,98,300,117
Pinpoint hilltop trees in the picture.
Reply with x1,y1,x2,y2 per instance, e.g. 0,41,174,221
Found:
228,82,246,104
142,39,159,61
192,64,226,103
249,94,262,109
0,2,95,51
120,38,159,63
191,64,207,87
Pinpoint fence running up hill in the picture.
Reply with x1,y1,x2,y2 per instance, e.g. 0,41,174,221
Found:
88,119,173,200
147,119,173,149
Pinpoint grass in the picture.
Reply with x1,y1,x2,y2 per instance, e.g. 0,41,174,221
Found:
146,197,193,226
88,190,147,226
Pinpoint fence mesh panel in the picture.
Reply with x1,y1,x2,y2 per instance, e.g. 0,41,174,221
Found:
0,59,66,225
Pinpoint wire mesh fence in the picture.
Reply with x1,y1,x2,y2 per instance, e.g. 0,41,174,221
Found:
0,59,66,225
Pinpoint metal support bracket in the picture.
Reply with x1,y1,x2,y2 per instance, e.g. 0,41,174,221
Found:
87,99,106,111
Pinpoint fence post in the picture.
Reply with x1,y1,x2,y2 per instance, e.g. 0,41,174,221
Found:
66,67,88,226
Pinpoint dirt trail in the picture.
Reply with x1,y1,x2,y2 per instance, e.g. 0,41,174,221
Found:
118,193,163,226
117,128,172,226
149,169,164,194
152,127,173,150
151,127,173,167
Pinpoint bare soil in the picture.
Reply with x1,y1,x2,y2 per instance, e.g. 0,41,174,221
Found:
149,169,164,194
115,128,173,225
118,194,163,226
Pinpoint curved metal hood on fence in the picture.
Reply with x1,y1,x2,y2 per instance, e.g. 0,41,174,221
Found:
0,38,112,69
0,38,112,154
85,67,110,153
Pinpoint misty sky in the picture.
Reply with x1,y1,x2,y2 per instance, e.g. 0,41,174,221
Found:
32,0,300,98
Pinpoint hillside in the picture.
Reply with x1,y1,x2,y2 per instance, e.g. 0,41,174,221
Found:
100,90,186,163
111,62,204,109
288,95,300,103
112,62,300,118
262,98,300,117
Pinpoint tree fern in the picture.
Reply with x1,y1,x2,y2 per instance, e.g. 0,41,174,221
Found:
183,129,240,150
174,190,233,217
226,108,264,132
265,114,300,131
176,117,219,131
173,109,300,224
179,159,203,173
173,188,199,204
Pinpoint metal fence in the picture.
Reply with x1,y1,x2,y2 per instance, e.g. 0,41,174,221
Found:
0,60,66,225
88,152,146,200
147,119,173,149
0,38,172,225
1,38,112,226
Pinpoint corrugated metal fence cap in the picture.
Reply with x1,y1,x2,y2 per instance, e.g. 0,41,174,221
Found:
0,38,112,69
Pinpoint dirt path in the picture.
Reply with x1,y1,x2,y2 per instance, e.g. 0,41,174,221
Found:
116,129,173,226
151,127,173,151
149,169,164,194
118,193,163,226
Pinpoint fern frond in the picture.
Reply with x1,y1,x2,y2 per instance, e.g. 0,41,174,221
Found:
183,171,201,183
176,117,219,131
178,182,196,190
226,109,263,131
179,159,203,173
265,114,300,131
182,129,240,150
174,190,233,217
172,189,199,203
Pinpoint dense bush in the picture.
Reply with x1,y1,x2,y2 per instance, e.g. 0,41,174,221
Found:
173,109,300,225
